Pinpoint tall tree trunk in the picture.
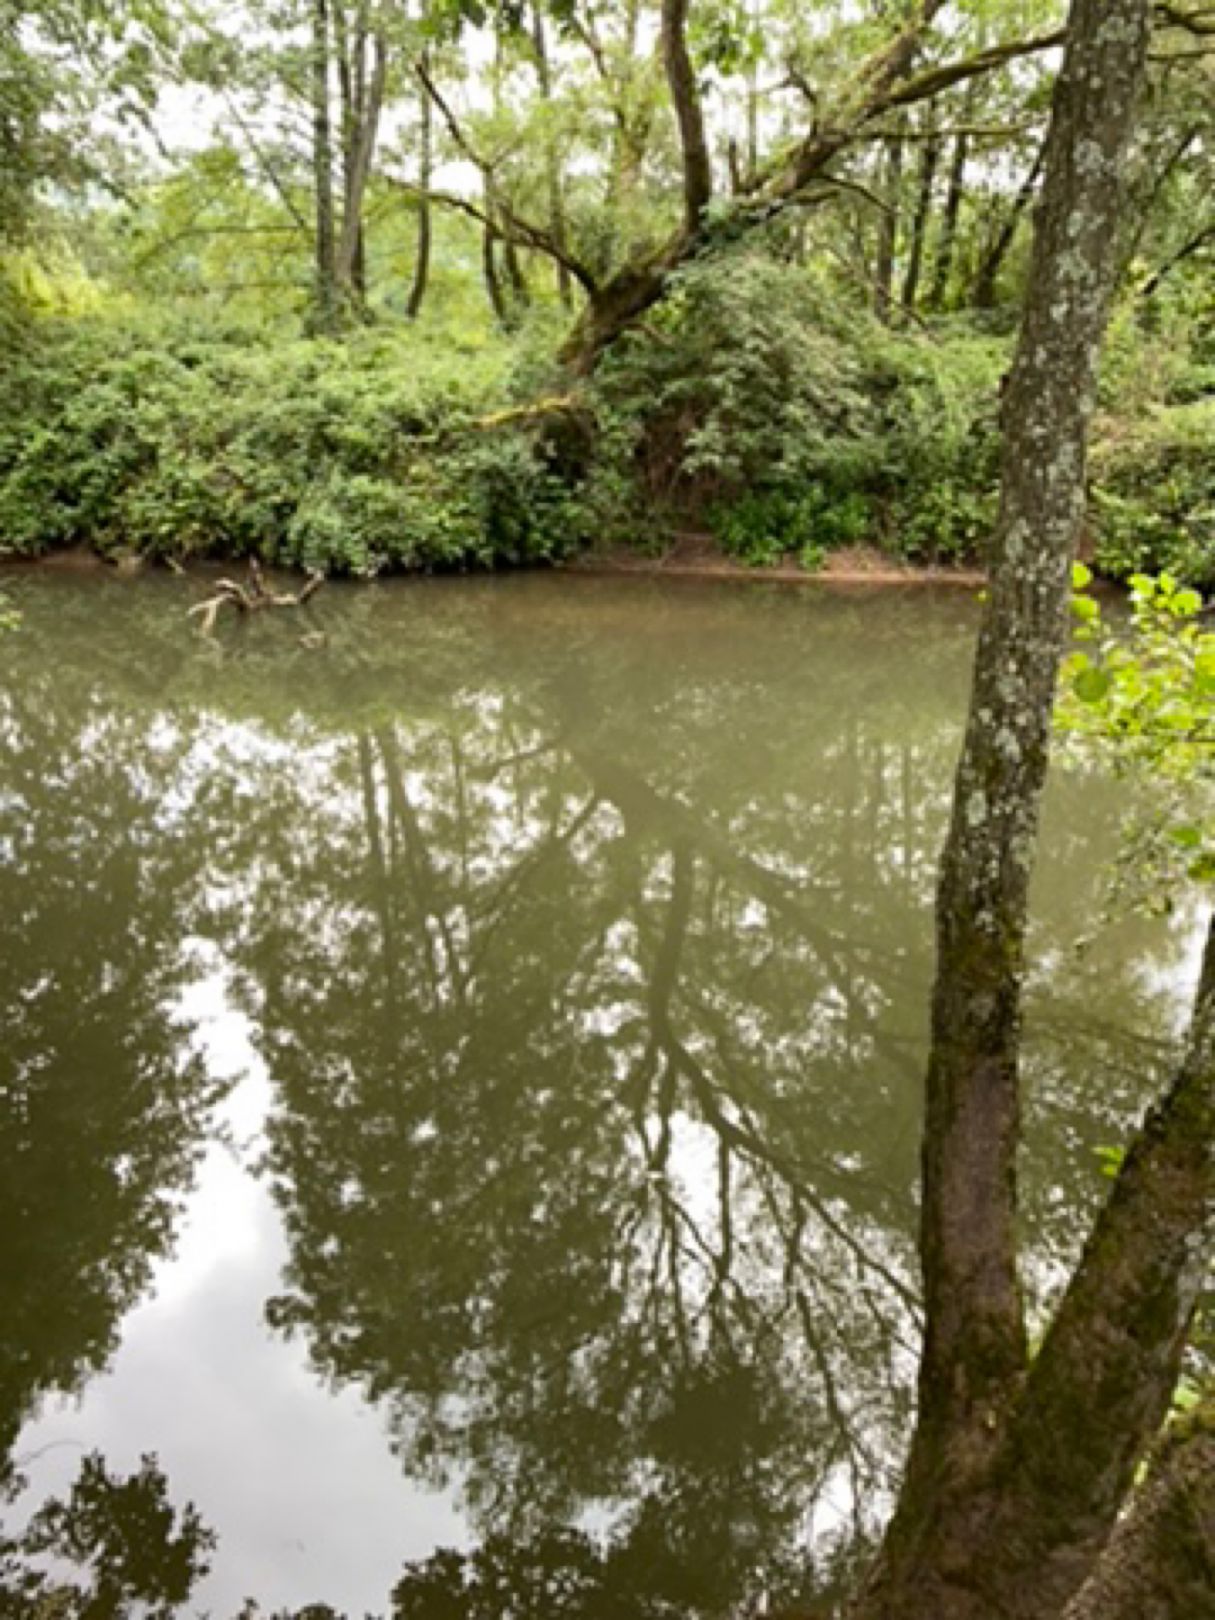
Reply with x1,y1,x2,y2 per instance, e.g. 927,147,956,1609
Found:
530,3,572,307
901,130,940,312
598,0,645,272
874,126,905,321
973,136,1046,309
311,0,339,330
336,30,387,296
481,190,509,327
854,0,1154,1615
503,231,530,310
928,122,970,310
745,0,760,182
406,55,432,320
660,0,712,232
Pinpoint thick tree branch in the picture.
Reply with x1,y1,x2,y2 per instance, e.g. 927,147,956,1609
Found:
880,29,1068,117
996,917,1215,1574
1063,1398,1215,1620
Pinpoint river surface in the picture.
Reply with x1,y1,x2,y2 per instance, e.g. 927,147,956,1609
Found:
0,571,1196,1617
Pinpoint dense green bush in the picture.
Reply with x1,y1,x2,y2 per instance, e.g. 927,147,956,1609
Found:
585,253,1007,567
0,314,581,574
1,264,1210,581
1090,401,1215,588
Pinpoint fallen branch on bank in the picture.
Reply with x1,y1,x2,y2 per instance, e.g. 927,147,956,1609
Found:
188,559,324,634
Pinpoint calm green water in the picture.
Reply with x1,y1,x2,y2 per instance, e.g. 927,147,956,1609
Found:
0,571,1191,1617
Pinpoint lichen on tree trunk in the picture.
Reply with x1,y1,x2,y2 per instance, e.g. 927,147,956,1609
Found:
852,1,1158,1615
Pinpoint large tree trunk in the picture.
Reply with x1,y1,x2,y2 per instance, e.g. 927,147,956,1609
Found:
1063,1397,1215,1620
853,0,1154,1615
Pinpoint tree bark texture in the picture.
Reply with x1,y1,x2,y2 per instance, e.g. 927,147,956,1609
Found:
854,1,1156,1615
1063,1400,1215,1620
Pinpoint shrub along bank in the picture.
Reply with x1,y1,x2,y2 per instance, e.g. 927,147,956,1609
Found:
0,254,1211,583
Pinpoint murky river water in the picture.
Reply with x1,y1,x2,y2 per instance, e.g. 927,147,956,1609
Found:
0,571,1194,1616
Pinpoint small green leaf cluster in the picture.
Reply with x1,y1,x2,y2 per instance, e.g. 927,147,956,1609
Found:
1060,566,1215,896
709,487,868,569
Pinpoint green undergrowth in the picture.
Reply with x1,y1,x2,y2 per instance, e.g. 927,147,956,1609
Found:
1,254,1212,581
0,308,582,575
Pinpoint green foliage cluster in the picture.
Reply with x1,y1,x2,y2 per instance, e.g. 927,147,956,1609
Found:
584,254,1006,567
1089,401,1215,589
1061,567,1215,902
0,314,582,575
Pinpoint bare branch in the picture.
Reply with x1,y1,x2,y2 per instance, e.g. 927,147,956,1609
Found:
383,177,599,293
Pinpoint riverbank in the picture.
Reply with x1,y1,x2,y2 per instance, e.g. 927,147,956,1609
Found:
568,535,987,588
2,536,988,587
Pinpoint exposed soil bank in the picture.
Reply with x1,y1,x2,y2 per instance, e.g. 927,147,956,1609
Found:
2,539,989,592
564,536,987,589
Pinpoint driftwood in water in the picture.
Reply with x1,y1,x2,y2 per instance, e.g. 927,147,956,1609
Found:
188,559,324,634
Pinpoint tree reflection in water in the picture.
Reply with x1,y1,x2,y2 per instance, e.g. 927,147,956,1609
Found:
0,578,1187,1617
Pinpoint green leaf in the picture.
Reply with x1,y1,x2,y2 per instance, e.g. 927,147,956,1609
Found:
1073,666,1113,703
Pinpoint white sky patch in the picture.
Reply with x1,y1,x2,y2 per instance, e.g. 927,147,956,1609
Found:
12,954,471,1618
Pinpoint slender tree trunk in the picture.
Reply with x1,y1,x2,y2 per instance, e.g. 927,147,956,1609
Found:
854,1,1154,1615
336,30,387,295
1140,219,1215,298
745,0,760,182
928,123,970,310
599,0,644,272
481,193,509,327
502,231,529,309
660,0,712,231
406,55,432,319
874,127,905,321
530,3,572,306
973,137,1046,309
311,0,339,330
902,131,940,312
